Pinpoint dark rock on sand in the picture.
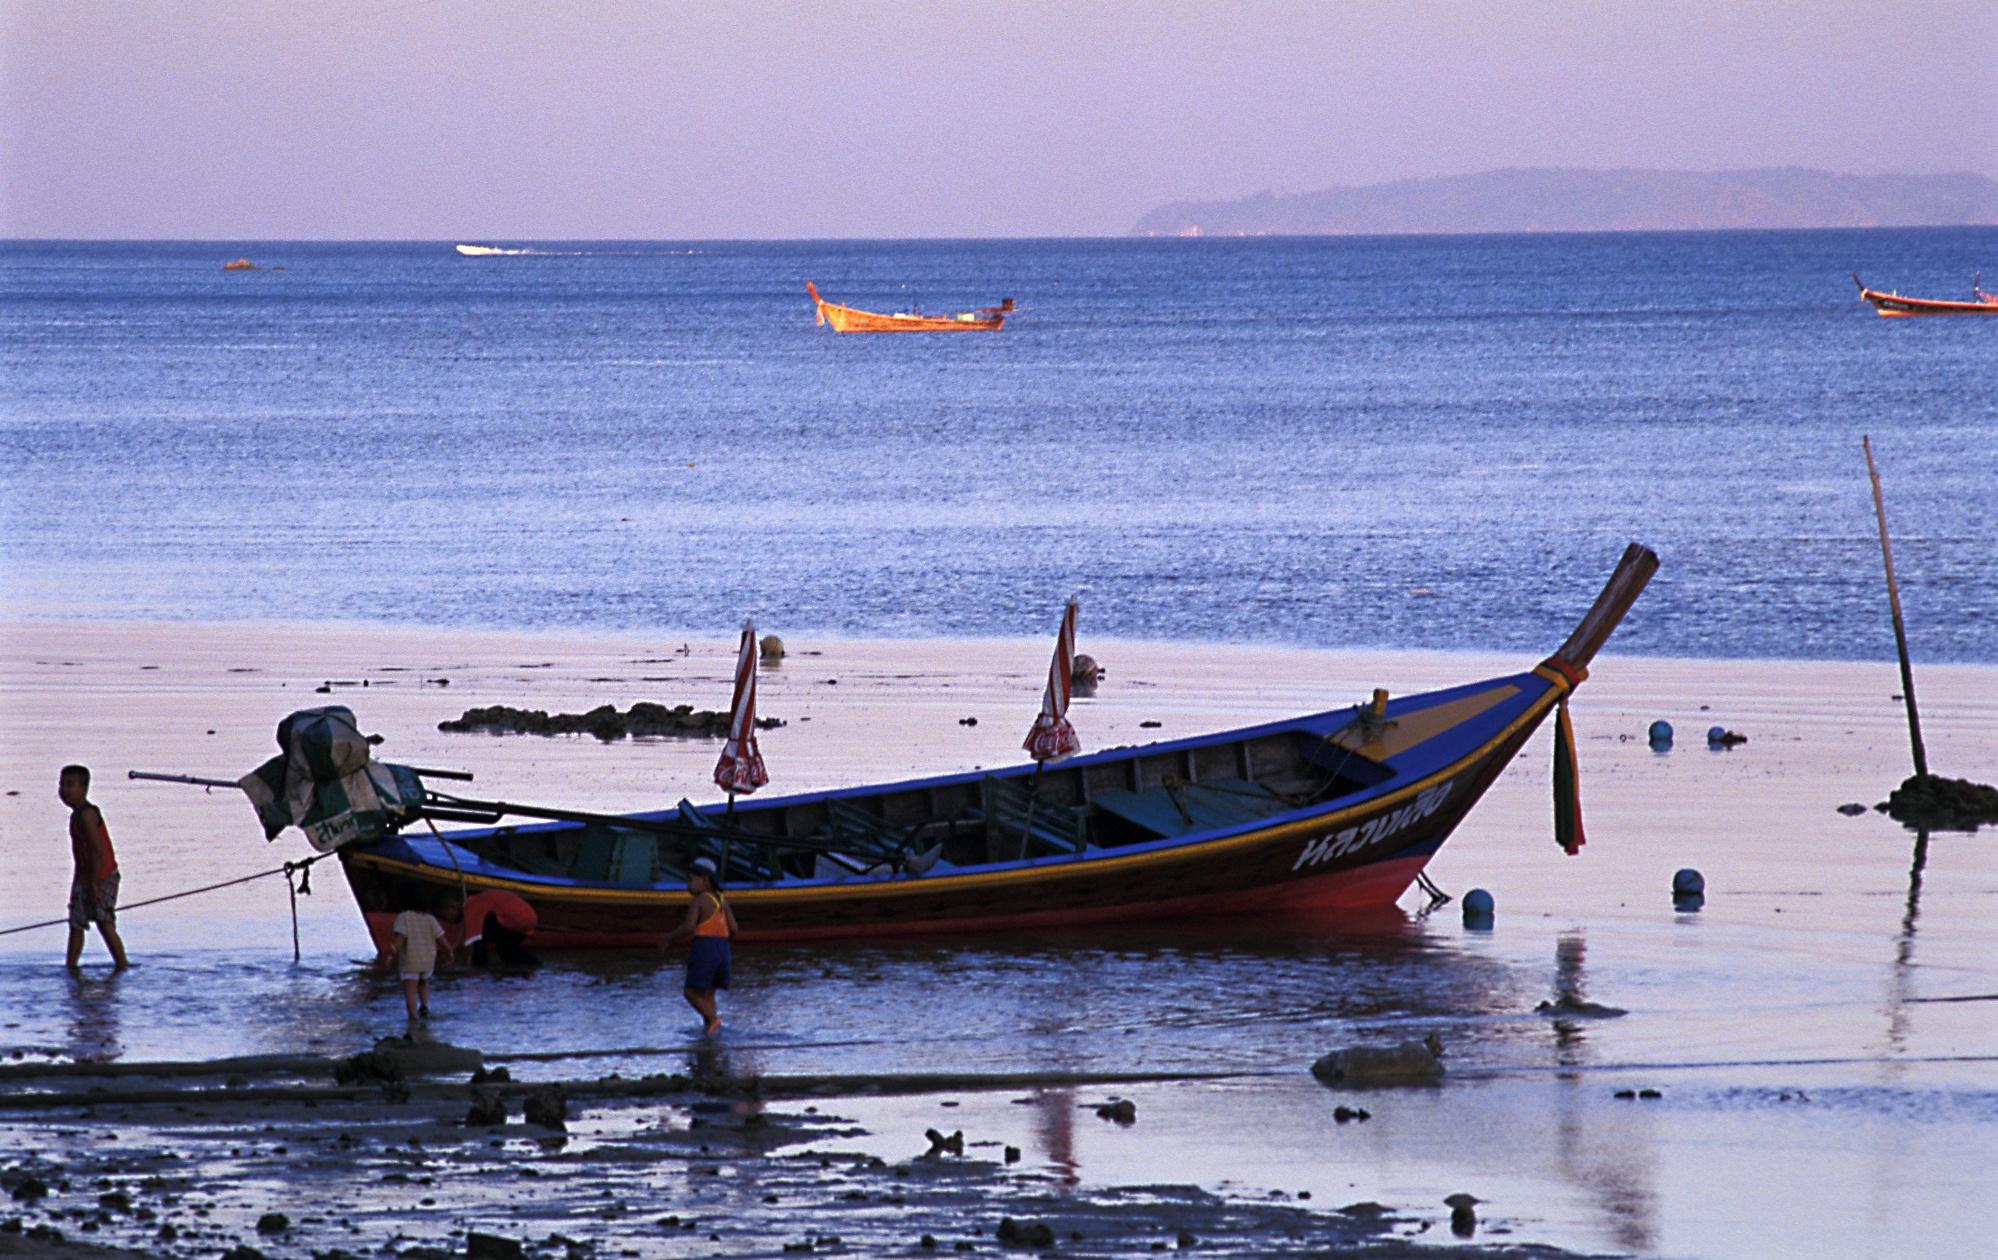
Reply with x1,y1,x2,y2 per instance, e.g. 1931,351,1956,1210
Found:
1095,1099,1136,1124
438,703,783,742
994,1218,1055,1249
222,1247,270,1260
1331,1106,1370,1123
8,1180,46,1204
923,1129,963,1156
369,1037,482,1077
523,1086,567,1131
464,1087,508,1128
1003,1146,1021,1163
1535,996,1628,1018
255,1213,289,1235
1882,774,1998,831
1449,1202,1477,1236
1176,1229,1198,1248
1311,1035,1444,1086
332,1051,403,1086
465,1233,524,1260
1072,655,1103,690
1446,1194,1480,1235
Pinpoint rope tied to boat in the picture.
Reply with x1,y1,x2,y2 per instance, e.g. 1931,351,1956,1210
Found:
282,855,318,963
0,851,332,939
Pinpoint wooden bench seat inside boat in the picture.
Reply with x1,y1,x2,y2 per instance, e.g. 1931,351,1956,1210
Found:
569,823,659,884
1090,776,1292,842
969,775,1089,861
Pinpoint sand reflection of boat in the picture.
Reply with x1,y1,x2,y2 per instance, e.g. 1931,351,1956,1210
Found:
326,545,1659,950
807,281,1013,332
1853,272,1998,316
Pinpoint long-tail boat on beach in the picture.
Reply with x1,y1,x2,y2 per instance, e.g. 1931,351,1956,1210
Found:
1852,272,1998,316
225,545,1649,953
807,281,1013,332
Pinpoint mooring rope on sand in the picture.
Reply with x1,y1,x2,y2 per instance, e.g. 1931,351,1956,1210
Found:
0,853,328,938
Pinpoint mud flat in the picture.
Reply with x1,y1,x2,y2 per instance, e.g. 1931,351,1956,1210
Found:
0,1056,1571,1260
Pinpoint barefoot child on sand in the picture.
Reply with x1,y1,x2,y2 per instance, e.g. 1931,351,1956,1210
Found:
60,765,129,973
389,894,452,1020
661,857,736,1034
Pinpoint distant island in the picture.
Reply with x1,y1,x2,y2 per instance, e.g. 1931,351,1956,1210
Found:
1130,168,1998,237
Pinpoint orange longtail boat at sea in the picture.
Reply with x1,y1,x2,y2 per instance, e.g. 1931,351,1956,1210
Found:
1852,272,1998,317
807,281,1014,332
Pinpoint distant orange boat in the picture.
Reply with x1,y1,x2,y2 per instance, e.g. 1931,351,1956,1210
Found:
807,281,1013,332
1853,272,1998,316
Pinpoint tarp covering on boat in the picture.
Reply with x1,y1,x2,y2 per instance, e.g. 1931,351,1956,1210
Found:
238,706,425,852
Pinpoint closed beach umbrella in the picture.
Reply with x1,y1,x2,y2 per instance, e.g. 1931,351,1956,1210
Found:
714,620,770,799
1023,596,1083,762
1015,597,1081,860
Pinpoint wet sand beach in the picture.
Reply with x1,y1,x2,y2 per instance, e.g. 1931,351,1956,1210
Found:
2,619,1995,1258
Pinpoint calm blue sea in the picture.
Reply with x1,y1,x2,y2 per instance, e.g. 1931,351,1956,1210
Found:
2,231,1993,661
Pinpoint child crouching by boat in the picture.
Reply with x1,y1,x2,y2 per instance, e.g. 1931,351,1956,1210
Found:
662,857,736,1035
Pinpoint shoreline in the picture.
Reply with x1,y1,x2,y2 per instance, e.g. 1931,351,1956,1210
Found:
10,610,1998,673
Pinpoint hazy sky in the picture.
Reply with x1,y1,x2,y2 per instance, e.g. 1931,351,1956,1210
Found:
5,1,1994,238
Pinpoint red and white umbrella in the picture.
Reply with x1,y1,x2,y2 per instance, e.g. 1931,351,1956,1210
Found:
714,620,770,797
1022,596,1082,763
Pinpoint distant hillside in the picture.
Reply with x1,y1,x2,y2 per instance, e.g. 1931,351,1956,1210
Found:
1131,168,1998,237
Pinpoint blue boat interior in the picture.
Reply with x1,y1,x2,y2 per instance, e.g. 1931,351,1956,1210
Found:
375,669,1555,892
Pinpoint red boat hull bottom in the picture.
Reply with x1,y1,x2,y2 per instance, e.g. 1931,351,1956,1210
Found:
357,849,1433,952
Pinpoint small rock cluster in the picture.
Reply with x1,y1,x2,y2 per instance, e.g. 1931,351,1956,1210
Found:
1310,1034,1444,1086
439,703,784,741
1878,773,1998,831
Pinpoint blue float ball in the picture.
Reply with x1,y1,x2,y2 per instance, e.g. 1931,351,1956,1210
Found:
1707,726,1728,744
1462,888,1495,920
1648,720,1673,745
1672,868,1705,896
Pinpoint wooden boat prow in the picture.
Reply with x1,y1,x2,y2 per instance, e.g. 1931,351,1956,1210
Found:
808,281,1013,332
334,545,1661,951
1853,272,1998,316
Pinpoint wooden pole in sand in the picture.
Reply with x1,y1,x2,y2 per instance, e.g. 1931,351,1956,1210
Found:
1863,436,1929,779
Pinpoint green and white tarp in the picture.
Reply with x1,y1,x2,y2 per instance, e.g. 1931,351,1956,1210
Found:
239,706,425,852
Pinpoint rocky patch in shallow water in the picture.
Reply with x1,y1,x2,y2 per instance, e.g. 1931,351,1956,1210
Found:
438,703,784,742
1878,773,1998,832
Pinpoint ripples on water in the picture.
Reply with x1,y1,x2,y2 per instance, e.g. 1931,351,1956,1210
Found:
2,231,1994,660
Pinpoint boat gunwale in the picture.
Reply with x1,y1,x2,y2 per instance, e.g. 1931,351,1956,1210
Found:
345,662,1574,906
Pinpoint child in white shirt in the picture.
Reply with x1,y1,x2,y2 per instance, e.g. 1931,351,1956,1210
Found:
390,901,452,1020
